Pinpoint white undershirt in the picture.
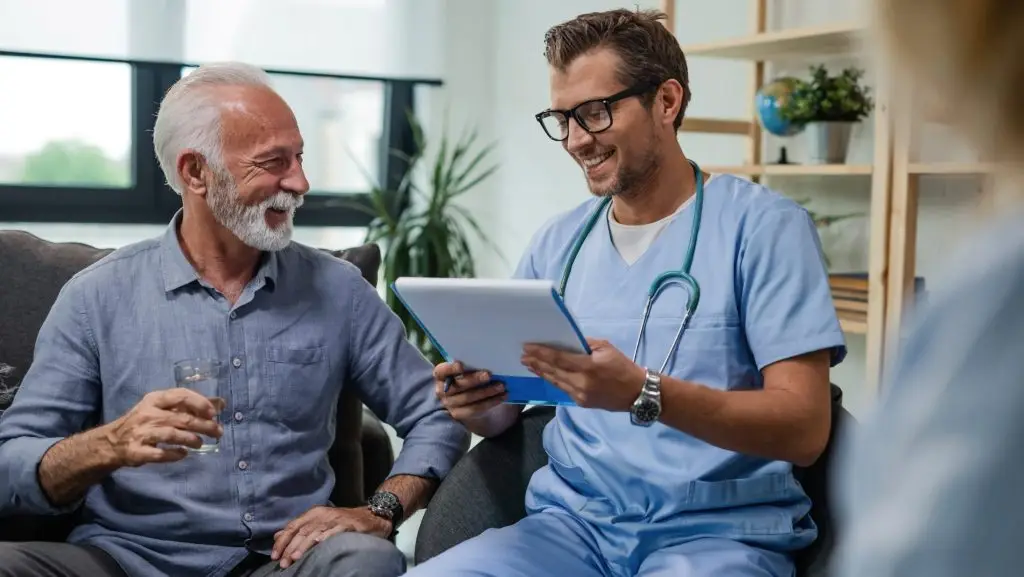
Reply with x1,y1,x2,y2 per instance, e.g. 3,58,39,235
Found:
608,174,717,265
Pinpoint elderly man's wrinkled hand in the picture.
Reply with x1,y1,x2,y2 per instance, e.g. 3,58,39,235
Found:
271,506,391,568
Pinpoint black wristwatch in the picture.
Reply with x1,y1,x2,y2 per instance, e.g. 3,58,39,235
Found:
367,490,404,539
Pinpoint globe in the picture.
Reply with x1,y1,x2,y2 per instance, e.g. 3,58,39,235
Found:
756,77,804,137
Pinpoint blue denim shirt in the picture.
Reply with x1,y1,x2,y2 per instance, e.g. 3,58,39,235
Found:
0,212,469,577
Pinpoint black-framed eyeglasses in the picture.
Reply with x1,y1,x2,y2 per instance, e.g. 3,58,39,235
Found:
535,82,658,142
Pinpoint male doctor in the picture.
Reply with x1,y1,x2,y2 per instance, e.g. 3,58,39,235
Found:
407,8,845,577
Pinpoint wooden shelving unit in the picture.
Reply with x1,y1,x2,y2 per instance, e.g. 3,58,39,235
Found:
662,0,892,392
907,162,995,175
880,85,998,377
705,164,873,177
839,317,868,335
680,22,866,61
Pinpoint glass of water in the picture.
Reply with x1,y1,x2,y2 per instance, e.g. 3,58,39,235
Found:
172,359,226,454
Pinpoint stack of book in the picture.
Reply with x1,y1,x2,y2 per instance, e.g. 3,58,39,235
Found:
829,273,869,328
829,272,928,331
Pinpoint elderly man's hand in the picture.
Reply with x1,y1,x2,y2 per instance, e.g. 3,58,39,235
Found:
271,506,391,568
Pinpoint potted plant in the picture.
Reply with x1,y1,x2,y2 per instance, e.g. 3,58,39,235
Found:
349,114,500,364
781,65,874,164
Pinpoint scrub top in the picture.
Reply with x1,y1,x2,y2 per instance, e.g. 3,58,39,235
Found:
513,173,847,559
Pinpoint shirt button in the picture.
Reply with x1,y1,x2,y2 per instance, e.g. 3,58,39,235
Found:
230,311,237,319
232,357,242,368
238,461,248,470
234,412,244,422
243,512,253,522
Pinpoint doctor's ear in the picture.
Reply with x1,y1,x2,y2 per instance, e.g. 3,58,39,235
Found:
654,80,685,128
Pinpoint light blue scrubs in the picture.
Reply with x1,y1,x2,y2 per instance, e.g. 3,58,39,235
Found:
406,174,847,577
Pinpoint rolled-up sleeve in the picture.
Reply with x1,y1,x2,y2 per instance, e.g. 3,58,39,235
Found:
0,278,101,515
346,276,469,482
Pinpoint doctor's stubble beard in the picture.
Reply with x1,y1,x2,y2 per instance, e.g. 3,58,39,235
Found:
205,166,304,252
588,121,661,201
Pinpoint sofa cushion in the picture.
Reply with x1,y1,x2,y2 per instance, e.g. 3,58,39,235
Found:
0,231,113,410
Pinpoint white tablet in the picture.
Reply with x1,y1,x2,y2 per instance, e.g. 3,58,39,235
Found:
389,277,591,406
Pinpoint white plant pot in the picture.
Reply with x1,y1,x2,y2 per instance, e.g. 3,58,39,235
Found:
806,121,855,164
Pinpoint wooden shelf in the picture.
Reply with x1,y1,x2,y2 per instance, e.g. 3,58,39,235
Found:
681,22,865,61
908,162,995,175
681,117,753,135
840,317,868,335
705,164,873,176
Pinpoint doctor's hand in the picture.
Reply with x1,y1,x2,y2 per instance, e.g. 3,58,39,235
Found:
521,339,646,412
433,361,508,422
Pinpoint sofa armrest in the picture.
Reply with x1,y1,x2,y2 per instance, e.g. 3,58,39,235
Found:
413,406,555,565
360,406,395,502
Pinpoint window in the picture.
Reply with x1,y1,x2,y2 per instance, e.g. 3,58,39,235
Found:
0,56,132,188
0,50,439,228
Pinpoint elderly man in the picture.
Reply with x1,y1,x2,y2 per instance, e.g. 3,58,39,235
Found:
0,62,468,577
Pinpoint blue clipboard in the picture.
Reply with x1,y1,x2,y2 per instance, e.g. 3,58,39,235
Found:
389,277,592,406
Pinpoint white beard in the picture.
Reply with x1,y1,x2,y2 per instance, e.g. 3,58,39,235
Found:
206,169,303,252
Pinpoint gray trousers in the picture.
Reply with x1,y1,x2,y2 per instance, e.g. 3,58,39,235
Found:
0,532,406,577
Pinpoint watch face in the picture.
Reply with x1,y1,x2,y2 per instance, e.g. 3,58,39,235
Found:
633,397,660,423
370,491,400,517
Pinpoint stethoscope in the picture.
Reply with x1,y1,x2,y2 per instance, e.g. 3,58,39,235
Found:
556,159,704,375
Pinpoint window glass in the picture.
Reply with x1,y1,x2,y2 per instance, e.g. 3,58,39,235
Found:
0,56,132,188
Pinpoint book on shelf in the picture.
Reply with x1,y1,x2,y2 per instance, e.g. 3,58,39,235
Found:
828,272,927,326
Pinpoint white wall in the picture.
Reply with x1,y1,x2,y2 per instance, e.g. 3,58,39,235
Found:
435,0,988,418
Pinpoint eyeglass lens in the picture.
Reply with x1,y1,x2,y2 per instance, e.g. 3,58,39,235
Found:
541,100,612,140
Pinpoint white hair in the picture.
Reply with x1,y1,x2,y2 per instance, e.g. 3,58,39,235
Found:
153,62,274,195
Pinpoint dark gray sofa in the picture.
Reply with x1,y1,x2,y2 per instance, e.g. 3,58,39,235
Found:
0,230,396,542
414,384,854,577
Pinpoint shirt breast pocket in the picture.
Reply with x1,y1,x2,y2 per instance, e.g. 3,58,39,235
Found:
265,345,332,423
643,314,748,389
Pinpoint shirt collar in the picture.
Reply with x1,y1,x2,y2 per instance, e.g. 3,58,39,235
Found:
160,209,281,294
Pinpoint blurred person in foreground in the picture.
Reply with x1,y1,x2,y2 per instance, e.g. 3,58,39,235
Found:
408,8,846,577
832,1,1024,576
0,62,468,577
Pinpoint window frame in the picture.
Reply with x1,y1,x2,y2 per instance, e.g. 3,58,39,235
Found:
0,50,437,227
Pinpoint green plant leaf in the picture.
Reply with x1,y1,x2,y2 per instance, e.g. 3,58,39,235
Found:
779,64,874,124
342,107,502,362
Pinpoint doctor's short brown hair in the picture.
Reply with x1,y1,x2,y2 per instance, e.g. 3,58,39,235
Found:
543,8,691,130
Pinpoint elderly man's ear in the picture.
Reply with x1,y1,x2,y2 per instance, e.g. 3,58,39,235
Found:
177,151,210,197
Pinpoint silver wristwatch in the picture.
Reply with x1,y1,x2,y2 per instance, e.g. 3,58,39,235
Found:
630,368,662,426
